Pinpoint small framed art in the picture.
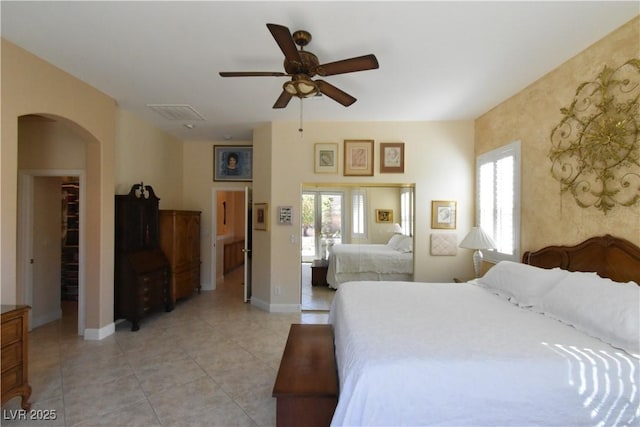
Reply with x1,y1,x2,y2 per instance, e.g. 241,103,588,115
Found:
278,206,293,225
344,139,374,176
375,209,393,223
213,145,253,181
254,203,269,231
380,142,405,173
431,200,457,229
315,143,338,173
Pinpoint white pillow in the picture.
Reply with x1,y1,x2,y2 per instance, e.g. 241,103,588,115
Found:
540,271,640,355
395,236,413,253
387,234,405,249
476,261,569,307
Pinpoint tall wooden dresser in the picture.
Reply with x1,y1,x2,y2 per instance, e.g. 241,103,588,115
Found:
115,183,172,331
159,210,201,305
1,305,32,410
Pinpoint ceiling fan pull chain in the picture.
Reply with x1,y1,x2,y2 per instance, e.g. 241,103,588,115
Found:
299,99,304,136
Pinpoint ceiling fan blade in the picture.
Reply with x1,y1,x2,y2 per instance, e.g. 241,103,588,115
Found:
317,54,379,76
316,80,357,106
273,91,293,109
219,71,288,77
267,23,302,64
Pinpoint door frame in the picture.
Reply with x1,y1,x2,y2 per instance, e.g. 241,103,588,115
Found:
211,187,250,297
18,169,86,335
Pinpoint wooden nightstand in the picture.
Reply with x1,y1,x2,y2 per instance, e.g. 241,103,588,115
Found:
453,277,474,283
311,259,329,286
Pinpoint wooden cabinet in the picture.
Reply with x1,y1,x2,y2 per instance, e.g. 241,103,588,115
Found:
1,305,31,410
159,210,201,304
311,259,329,286
223,239,245,274
115,183,172,331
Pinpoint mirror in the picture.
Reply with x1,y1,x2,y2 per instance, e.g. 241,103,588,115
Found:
301,183,415,309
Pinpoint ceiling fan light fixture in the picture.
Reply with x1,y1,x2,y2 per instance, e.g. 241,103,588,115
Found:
283,77,318,98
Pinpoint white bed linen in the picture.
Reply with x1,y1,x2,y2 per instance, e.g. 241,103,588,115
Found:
329,281,640,427
327,244,413,289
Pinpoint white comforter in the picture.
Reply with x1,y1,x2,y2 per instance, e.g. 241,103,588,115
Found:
327,244,413,289
329,281,640,426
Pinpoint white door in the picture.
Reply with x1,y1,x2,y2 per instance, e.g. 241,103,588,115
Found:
243,186,252,302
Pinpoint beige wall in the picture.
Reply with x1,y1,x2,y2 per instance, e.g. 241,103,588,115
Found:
181,121,475,311
263,120,475,310
476,17,640,253
182,139,253,290
1,39,116,336
3,39,185,338
114,109,184,208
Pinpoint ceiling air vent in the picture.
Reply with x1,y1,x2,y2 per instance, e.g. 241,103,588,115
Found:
146,104,205,121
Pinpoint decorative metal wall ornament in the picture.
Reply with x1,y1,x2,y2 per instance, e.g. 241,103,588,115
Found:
549,59,640,213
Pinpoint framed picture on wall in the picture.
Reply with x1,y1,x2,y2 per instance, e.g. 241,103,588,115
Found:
278,206,293,225
375,209,393,223
254,203,269,231
344,139,374,176
213,145,253,181
314,143,339,173
380,142,405,173
431,200,457,229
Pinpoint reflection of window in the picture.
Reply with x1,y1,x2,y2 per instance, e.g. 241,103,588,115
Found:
352,190,367,238
477,141,521,262
400,188,414,236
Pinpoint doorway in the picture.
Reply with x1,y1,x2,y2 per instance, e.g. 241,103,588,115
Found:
19,171,85,334
301,190,344,310
212,188,251,301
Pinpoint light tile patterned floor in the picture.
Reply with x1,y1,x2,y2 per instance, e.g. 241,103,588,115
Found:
1,268,329,426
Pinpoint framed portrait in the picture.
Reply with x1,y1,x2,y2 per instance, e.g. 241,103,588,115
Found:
380,142,405,173
278,206,293,225
254,203,269,231
213,145,253,181
314,143,339,173
344,139,374,176
431,200,457,229
375,209,393,223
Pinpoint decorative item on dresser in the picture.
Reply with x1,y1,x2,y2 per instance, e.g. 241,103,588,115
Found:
159,210,202,305
1,305,32,410
114,183,172,331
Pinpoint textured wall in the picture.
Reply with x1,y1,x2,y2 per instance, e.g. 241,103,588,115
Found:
476,17,640,252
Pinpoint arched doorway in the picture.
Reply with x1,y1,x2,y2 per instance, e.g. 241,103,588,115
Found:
17,114,92,335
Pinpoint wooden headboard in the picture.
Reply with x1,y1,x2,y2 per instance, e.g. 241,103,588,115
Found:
522,235,640,284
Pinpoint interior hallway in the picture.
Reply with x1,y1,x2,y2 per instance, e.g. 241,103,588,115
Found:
1,267,328,426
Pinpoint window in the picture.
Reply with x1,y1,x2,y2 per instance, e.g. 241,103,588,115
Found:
476,140,521,262
351,189,367,239
400,188,414,236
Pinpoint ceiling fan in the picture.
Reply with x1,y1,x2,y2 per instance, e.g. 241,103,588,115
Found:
219,23,379,109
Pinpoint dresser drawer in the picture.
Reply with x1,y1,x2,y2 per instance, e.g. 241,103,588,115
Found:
1,341,22,372
1,316,22,346
1,364,22,393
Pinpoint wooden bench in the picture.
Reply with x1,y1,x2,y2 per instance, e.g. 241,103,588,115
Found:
273,324,339,427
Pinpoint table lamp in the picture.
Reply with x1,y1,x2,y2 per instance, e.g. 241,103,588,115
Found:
459,227,496,277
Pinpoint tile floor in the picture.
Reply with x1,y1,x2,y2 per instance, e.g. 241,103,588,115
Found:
2,267,330,426
301,262,335,311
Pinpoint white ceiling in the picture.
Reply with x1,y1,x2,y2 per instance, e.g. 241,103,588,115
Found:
2,1,638,141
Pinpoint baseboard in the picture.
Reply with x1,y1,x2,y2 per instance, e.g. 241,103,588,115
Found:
31,309,62,329
200,281,215,291
83,322,115,340
251,297,301,313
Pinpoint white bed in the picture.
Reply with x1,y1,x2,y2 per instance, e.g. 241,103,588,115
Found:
328,235,640,427
326,234,413,289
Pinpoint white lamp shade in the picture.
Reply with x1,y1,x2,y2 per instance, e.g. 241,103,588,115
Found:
459,227,496,250
392,223,403,234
